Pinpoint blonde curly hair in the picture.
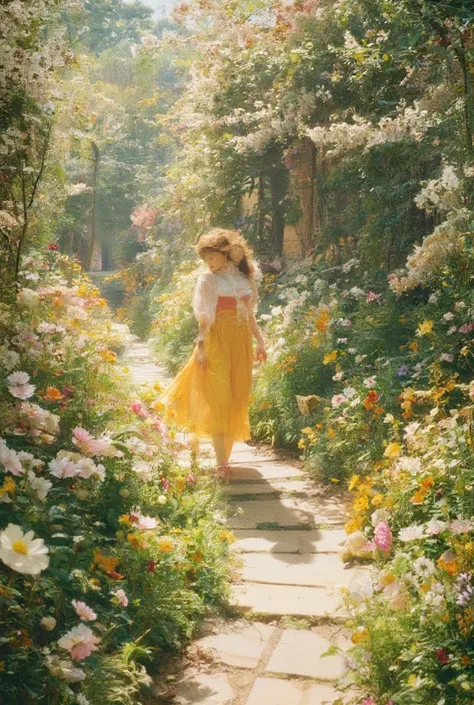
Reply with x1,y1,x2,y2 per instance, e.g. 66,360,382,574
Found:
196,228,256,279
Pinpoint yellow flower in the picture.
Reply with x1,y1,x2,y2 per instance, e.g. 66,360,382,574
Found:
219,530,235,544
351,629,369,644
345,517,364,534
156,537,174,553
417,319,433,336
384,442,402,458
0,476,15,498
371,494,384,507
127,533,147,550
323,350,338,365
379,572,396,587
118,514,133,527
348,474,360,491
353,495,369,512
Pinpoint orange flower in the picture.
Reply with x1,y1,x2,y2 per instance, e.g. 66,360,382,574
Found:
351,629,369,644
44,386,63,402
411,489,428,505
99,349,117,364
93,549,119,573
315,310,330,332
437,550,458,576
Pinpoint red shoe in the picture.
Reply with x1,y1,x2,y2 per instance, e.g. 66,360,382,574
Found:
216,463,232,482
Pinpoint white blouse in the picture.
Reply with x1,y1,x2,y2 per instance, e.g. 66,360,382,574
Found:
193,263,258,331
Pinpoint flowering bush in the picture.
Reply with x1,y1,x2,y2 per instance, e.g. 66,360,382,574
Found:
0,248,232,705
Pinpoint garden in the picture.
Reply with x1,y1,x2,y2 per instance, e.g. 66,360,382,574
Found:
2,0,474,704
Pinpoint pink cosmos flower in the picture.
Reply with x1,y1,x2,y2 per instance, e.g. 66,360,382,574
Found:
112,588,128,607
130,401,148,418
362,699,377,705
130,509,158,530
58,624,100,661
137,515,158,530
152,418,168,435
72,427,93,448
459,322,474,334
72,600,97,622
366,292,382,303
374,521,393,553
331,394,348,408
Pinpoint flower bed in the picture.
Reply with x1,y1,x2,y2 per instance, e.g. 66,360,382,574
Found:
0,249,232,705
250,228,474,703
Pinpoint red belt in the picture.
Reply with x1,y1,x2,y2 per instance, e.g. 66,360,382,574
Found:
216,295,251,310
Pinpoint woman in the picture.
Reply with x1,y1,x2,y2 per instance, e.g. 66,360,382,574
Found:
162,228,267,479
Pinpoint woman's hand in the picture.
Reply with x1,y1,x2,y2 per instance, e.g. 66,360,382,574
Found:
196,346,207,371
255,341,267,363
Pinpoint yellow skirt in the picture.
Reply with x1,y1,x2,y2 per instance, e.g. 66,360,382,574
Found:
162,309,254,442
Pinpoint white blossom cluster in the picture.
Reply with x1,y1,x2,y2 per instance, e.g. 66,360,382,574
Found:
306,102,440,156
389,211,469,294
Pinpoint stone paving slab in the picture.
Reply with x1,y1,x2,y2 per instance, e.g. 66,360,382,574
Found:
195,622,275,669
241,552,363,588
265,629,346,680
172,673,234,705
230,498,315,529
231,529,346,555
245,677,345,705
226,479,321,497
229,462,302,482
230,497,345,530
232,583,344,618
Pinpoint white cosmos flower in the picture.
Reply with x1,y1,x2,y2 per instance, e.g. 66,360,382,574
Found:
398,524,425,542
7,371,30,386
425,518,446,535
450,517,473,535
396,456,422,475
0,523,50,575
57,659,87,682
0,439,23,476
371,508,390,527
49,456,80,479
132,460,153,482
27,471,52,501
8,383,36,400
76,457,105,481
413,556,436,576
76,695,91,705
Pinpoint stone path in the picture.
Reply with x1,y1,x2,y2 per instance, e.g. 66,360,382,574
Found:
126,340,357,705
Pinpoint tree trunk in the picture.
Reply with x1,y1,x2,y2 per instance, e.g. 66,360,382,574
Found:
86,141,100,271
269,165,289,256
